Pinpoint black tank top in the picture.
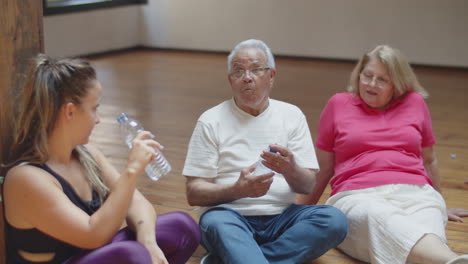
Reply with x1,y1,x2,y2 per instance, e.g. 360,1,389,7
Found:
6,164,102,264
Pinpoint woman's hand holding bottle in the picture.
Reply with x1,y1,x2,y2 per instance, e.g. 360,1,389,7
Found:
125,131,162,177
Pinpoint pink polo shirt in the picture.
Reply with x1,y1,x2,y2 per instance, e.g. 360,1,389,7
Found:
316,92,435,195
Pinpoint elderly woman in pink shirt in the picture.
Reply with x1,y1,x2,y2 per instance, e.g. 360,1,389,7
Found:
299,45,468,264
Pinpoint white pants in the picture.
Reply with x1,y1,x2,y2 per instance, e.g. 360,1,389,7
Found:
326,184,447,264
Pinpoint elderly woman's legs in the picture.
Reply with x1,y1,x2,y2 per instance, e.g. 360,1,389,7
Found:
327,184,451,264
407,234,458,264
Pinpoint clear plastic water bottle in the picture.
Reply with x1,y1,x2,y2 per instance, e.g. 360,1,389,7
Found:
116,113,172,181
252,147,278,176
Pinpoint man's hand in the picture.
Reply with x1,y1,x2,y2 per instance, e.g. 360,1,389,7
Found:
261,144,297,177
260,144,316,194
235,163,274,198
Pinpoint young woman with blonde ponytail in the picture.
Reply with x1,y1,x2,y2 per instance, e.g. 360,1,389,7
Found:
3,54,200,264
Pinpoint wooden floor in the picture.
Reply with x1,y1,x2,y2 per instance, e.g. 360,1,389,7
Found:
87,49,468,263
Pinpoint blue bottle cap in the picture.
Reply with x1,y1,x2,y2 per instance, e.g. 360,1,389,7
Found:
117,112,129,124
269,147,278,153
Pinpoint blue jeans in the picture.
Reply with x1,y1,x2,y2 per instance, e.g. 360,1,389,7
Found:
200,204,348,264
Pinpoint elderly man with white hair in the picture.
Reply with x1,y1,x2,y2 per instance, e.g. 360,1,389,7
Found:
183,39,348,264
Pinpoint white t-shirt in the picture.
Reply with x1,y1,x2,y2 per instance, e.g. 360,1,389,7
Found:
183,98,319,215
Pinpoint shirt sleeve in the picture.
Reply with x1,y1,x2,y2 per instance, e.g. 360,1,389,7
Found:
182,120,219,178
420,97,436,147
316,95,337,152
288,112,319,170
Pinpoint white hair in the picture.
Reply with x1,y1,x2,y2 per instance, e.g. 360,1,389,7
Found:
227,39,275,73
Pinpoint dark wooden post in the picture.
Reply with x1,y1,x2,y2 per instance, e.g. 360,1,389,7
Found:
0,1,44,262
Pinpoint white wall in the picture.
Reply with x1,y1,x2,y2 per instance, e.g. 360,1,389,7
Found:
44,6,141,57
45,0,468,67
140,0,468,67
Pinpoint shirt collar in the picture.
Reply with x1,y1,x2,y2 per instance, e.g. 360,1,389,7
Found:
230,97,271,118
349,92,407,113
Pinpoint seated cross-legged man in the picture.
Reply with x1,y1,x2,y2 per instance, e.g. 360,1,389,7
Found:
183,39,348,264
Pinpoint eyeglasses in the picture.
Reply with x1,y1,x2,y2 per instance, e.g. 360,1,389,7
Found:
359,72,390,88
230,67,271,79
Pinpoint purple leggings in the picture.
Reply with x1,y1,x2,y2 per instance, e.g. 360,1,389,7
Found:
66,211,200,264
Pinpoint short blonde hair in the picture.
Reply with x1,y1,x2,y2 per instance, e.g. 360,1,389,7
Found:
347,45,428,98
